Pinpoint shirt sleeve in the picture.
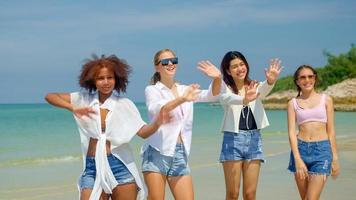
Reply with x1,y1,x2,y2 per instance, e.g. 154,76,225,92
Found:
257,80,274,99
145,86,171,119
219,82,244,105
108,98,147,146
70,92,81,106
195,83,219,103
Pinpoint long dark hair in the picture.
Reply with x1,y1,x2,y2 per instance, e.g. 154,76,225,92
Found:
220,51,251,94
293,65,318,97
150,49,176,85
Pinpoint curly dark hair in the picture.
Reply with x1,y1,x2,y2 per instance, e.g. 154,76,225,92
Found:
78,54,131,94
220,51,251,94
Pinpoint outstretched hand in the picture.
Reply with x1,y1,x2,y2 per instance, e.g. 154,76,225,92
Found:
73,107,97,118
244,81,260,103
154,108,173,126
265,58,283,85
182,84,200,102
197,60,221,79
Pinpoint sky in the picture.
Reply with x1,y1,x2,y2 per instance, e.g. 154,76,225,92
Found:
0,0,355,103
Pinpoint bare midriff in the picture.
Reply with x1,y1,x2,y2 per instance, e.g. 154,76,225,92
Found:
177,134,183,144
298,121,329,142
86,108,111,157
86,138,112,157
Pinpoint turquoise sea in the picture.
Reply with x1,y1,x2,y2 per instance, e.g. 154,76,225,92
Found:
1,103,356,199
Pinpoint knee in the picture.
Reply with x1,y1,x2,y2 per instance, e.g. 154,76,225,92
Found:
147,192,164,200
243,189,257,200
226,189,239,200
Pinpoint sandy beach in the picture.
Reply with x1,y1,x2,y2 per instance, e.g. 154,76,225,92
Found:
1,133,355,200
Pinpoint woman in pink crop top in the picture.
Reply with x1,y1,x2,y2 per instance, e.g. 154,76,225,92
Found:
287,65,340,200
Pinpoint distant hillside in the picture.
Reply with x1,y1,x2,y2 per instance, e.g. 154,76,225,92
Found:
264,45,356,111
271,45,356,93
264,78,356,111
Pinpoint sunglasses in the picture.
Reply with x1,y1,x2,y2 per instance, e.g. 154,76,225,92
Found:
298,74,315,81
159,57,178,66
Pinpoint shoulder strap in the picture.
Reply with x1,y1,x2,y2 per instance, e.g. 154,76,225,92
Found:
291,98,298,110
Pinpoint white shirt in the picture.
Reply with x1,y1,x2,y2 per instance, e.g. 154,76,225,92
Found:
71,91,146,200
143,81,218,157
219,81,274,132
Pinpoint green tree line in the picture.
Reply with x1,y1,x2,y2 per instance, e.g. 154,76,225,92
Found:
272,45,356,93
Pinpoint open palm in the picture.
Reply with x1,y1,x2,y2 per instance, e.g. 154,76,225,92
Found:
197,60,221,79
244,81,260,102
73,107,96,118
183,84,200,102
265,58,283,84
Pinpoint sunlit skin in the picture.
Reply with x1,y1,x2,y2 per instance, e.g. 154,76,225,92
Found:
295,68,328,141
228,58,248,84
144,50,222,200
95,67,116,102
222,57,283,200
45,55,173,200
155,51,178,87
287,67,340,200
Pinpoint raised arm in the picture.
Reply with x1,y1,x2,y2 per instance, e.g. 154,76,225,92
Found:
197,60,222,96
145,85,199,118
45,93,95,118
136,108,171,139
45,93,72,111
325,96,340,179
287,100,308,180
259,58,283,98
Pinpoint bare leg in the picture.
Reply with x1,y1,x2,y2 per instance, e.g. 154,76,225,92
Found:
242,160,261,200
223,161,243,200
294,174,308,200
144,172,167,200
100,192,109,200
80,189,92,200
167,175,194,200
111,183,137,200
306,175,327,200
80,189,109,200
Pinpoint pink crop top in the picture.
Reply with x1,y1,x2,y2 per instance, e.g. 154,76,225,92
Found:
292,94,327,125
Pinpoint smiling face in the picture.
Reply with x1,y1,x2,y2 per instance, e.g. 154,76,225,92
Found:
155,50,178,80
296,68,316,92
228,58,248,82
95,67,115,97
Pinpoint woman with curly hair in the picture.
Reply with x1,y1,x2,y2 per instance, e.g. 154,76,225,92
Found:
45,54,169,200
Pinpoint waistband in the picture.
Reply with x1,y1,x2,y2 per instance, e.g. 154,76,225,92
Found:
86,153,115,160
297,138,330,145
224,129,260,135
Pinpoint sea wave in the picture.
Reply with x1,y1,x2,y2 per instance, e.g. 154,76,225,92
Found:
0,155,81,168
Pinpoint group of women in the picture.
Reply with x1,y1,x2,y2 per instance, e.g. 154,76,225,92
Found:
45,49,340,200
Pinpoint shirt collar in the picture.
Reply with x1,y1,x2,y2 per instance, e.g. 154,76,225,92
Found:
155,81,179,90
89,91,118,111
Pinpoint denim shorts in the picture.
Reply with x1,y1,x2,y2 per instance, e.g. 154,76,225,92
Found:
142,143,190,176
288,139,332,176
79,154,135,190
219,130,264,163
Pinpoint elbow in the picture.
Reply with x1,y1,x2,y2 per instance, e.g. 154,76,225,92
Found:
137,132,147,139
44,93,52,103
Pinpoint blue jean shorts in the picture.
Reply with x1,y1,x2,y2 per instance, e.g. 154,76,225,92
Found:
142,143,190,176
288,139,332,176
219,130,264,163
79,154,135,190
